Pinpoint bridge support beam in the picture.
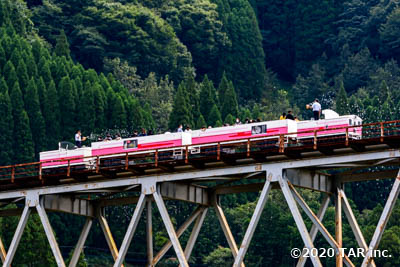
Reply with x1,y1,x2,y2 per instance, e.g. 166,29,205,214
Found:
69,218,93,267
36,199,66,267
3,197,67,267
3,205,31,267
341,189,376,267
0,237,6,264
296,195,330,267
153,190,188,267
183,208,208,263
288,183,354,266
335,187,343,267
152,206,204,265
114,193,146,267
280,174,323,267
214,198,244,267
233,172,272,267
98,210,124,266
146,200,153,267
361,172,400,266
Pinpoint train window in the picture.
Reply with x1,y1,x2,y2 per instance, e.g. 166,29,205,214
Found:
124,139,138,149
358,121,361,125
349,119,352,126
252,125,267,135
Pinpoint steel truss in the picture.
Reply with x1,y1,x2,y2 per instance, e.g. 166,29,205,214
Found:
0,150,399,266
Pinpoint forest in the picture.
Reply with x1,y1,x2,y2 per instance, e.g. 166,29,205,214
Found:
0,0,400,266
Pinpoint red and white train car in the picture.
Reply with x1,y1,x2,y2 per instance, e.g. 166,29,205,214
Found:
297,110,362,140
39,110,362,170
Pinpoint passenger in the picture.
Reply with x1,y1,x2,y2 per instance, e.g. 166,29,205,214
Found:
279,112,286,120
256,118,261,122
224,123,230,126
185,126,192,132
245,118,249,124
294,116,300,122
132,130,138,137
97,135,103,142
286,110,295,120
106,134,112,141
208,126,212,129
201,126,207,131
177,124,183,132
312,99,322,120
235,118,241,125
148,130,154,135
115,133,122,140
139,128,147,136
75,130,82,148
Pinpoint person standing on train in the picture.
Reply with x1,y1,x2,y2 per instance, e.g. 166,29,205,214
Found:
75,130,82,148
177,124,183,132
312,99,322,120
139,128,147,136
286,110,295,120
279,112,286,120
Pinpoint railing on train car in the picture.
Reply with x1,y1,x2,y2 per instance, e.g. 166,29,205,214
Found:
0,120,400,182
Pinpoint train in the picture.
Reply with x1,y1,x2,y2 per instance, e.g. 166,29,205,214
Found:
39,110,363,170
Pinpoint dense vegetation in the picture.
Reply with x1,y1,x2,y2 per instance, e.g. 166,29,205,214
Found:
0,0,400,266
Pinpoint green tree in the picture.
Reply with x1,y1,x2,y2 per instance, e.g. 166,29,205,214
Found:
168,83,193,131
3,60,17,89
10,82,34,163
0,90,13,165
25,78,46,159
335,81,349,115
217,0,267,99
55,29,70,58
204,246,233,267
58,76,75,140
92,82,106,132
43,80,60,149
220,81,238,119
16,58,29,92
208,104,222,127
218,72,229,104
196,114,207,129
224,113,235,125
199,75,216,122
111,94,127,129
78,81,95,134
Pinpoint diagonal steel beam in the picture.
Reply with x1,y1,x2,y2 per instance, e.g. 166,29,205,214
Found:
146,200,153,267
296,195,330,267
289,183,354,267
114,193,146,267
0,236,6,264
153,191,188,267
279,176,323,267
98,210,124,267
152,206,204,265
183,208,208,262
335,187,343,267
361,174,400,267
214,198,245,267
234,175,272,267
36,201,66,267
69,218,93,267
340,189,376,267
3,205,31,267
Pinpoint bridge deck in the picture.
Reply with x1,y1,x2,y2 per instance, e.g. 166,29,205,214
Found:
0,120,399,191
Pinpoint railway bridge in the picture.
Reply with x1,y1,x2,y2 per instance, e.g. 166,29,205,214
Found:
0,121,399,266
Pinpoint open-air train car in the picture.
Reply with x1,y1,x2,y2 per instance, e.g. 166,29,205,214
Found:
39,110,362,170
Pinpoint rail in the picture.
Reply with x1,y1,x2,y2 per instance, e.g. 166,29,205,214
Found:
0,120,399,183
